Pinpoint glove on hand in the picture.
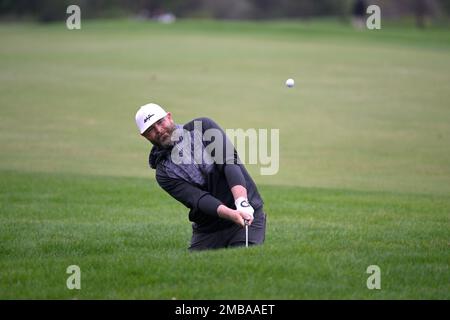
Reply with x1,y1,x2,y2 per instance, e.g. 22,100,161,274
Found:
235,197,254,220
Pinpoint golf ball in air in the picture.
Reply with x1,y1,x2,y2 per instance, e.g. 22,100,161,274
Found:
286,78,295,88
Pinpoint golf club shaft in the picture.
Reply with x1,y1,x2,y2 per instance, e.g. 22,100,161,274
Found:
245,221,248,247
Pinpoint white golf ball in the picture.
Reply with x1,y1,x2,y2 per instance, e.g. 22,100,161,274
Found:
286,78,295,88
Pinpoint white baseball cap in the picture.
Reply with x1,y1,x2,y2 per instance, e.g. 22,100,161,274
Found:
135,103,168,134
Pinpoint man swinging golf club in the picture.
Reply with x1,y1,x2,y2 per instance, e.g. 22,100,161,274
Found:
135,103,266,251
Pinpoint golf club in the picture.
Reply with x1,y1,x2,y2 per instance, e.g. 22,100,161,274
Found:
245,220,249,247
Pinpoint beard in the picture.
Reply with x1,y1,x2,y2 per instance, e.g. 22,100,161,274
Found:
157,122,177,148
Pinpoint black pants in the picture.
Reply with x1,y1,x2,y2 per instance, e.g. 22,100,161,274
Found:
189,208,266,251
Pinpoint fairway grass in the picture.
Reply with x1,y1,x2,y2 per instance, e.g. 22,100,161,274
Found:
1,19,450,194
0,170,448,299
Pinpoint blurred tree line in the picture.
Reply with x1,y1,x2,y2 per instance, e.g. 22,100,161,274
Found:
0,0,449,24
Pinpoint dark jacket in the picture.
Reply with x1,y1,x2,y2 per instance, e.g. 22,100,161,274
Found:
149,117,264,233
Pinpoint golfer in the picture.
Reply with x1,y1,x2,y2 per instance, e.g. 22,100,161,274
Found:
135,103,266,251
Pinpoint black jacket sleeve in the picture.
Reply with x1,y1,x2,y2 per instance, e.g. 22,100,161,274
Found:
156,173,222,216
224,163,247,189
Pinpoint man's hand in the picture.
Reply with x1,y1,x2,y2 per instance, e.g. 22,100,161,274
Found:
235,197,254,225
217,205,247,227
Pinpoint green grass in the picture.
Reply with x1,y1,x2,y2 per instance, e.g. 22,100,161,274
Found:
0,19,449,299
0,170,448,299
1,19,450,193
